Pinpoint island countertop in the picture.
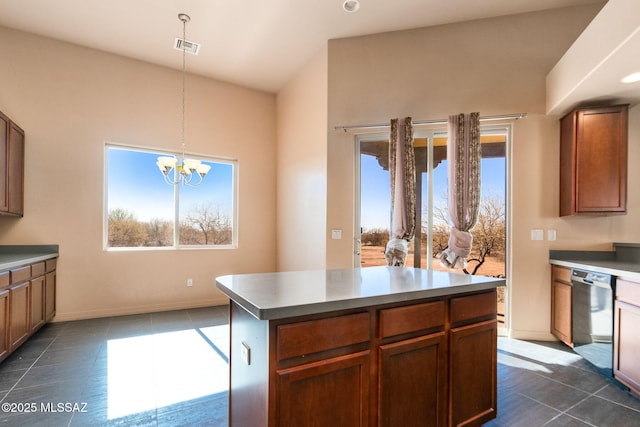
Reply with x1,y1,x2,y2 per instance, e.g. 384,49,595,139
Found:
215,266,505,320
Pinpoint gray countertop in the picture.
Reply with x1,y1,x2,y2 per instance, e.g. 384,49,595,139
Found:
216,266,505,320
0,245,59,271
549,246,640,280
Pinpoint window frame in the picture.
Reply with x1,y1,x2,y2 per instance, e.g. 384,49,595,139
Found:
103,142,238,251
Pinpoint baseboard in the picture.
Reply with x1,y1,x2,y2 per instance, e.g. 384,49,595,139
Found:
508,329,558,342
51,297,230,322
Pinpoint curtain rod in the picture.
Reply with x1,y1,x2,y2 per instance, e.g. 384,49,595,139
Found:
334,113,528,133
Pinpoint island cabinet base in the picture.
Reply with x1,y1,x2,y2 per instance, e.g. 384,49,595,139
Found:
228,289,498,427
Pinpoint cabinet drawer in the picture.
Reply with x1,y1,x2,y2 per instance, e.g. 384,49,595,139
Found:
31,262,45,278
552,266,571,283
450,291,497,326
379,301,445,338
0,271,8,289
277,312,370,360
45,259,57,273
616,279,640,307
10,266,31,284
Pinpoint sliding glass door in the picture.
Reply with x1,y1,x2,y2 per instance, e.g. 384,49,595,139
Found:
355,127,509,327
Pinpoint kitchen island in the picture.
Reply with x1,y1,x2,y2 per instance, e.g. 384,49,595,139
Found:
216,266,505,427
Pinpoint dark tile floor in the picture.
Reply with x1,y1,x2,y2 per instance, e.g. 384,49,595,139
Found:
1,307,639,426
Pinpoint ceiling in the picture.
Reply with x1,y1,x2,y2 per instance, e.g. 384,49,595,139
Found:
0,0,603,93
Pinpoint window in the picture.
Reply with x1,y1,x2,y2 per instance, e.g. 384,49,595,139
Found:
104,144,236,250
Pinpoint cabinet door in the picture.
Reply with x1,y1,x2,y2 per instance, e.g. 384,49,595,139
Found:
450,319,497,427
9,281,30,351
30,275,45,333
7,122,24,216
0,112,7,212
614,300,640,394
379,332,447,427
560,105,628,216
45,270,56,322
276,351,370,427
551,279,572,346
575,106,627,214
0,289,9,362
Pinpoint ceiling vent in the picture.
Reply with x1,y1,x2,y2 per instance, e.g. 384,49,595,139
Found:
174,38,200,55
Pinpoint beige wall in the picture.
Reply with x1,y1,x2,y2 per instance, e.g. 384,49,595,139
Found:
325,4,620,339
276,47,328,271
0,27,277,320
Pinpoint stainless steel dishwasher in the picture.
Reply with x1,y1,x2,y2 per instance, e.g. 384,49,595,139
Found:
571,268,615,377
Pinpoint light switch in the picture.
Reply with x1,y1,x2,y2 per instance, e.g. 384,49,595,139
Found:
331,229,342,240
547,229,557,241
241,341,251,365
531,229,544,241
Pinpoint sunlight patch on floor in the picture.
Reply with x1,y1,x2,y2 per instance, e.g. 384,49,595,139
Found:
497,337,582,372
107,328,229,419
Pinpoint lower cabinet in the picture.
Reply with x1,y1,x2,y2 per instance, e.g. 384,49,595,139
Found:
614,278,640,396
229,289,498,427
551,265,572,346
450,320,497,426
9,281,30,350
379,332,447,427
0,288,9,362
0,257,57,363
276,351,370,426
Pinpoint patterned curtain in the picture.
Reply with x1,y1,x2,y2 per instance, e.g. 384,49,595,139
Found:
438,112,481,270
384,117,416,267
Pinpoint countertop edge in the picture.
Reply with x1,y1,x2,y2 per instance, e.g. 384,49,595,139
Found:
549,259,640,281
216,276,505,321
0,252,59,271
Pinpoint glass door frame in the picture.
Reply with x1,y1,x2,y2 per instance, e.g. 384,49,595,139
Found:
354,124,512,335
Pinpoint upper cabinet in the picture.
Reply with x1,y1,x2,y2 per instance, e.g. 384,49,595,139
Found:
0,110,24,217
560,105,628,217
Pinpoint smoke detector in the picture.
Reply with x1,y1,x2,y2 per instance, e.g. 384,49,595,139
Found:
343,0,360,12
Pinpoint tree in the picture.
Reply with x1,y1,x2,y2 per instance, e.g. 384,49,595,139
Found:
145,219,173,247
466,195,506,275
181,204,232,245
427,195,505,276
108,208,146,247
361,227,389,247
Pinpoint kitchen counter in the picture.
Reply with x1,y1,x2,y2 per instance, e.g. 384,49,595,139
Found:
550,243,640,279
216,266,505,320
0,245,59,271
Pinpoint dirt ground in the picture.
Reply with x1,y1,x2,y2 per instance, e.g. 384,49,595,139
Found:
360,245,505,277
360,245,507,319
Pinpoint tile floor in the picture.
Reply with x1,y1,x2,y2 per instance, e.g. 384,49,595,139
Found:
1,306,639,426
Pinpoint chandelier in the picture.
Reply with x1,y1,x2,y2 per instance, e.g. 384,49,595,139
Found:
157,13,210,186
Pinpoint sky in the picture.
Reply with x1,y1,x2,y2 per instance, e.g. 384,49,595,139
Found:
106,146,234,223
360,153,505,230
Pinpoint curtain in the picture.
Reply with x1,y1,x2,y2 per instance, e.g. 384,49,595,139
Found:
438,112,481,270
384,117,416,267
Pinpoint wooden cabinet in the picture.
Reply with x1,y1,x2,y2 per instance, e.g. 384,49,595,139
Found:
0,110,25,217
449,291,498,427
614,278,640,396
560,105,628,216
551,265,572,346
379,332,447,427
45,259,57,322
0,287,9,363
276,351,370,426
9,280,30,351
378,300,447,427
229,289,498,427
0,256,57,363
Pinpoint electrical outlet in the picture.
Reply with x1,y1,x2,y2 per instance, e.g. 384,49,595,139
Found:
187,278,193,287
